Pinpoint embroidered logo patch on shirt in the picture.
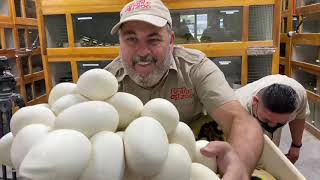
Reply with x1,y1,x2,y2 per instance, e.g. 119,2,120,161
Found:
170,87,193,101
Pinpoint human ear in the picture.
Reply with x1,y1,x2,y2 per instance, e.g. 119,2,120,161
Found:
252,96,259,106
170,31,175,45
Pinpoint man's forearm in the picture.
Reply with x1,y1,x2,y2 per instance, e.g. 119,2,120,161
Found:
289,118,305,145
209,101,264,175
228,115,264,174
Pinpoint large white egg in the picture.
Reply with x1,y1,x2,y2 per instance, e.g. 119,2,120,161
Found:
141,98,179,135
168,122,196,161
77,69,118,100
123,168,144,180
19,129,91,180
106,92,143,130
0,132,14,167
11,124,51,169
80,131,124,180
55,101,119,137
32,103,50,109
191,163,220,180
124,117,168,177
194,140,217,172
51,94,88,115
10,106,55,136
48,82,77,106
116,131,124,139
150,144,192,180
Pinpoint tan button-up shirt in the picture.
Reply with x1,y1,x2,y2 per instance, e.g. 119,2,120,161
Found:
105,46,236,124
235,74,310,122
235,74,310,143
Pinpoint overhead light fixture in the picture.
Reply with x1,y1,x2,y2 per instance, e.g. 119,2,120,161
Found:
77,17,93,20
218,61,231,65
82,64,99,67
219,10,239,14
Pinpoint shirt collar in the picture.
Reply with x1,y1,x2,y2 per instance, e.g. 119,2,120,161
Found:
168,53,178,72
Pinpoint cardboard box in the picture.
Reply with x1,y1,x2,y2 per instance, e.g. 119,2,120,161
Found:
258,135,306,180
189,117,306,180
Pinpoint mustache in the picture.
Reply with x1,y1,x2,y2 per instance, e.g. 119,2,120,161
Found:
133,55,157,65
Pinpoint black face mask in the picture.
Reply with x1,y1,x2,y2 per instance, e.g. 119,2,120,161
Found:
254,102,287,135
257,119,286,134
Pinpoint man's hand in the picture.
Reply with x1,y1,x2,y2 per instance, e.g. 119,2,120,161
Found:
200,141,249,180
287,118,304,164
285,146,300,164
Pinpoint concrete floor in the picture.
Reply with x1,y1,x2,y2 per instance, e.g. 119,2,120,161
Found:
279,125,320,180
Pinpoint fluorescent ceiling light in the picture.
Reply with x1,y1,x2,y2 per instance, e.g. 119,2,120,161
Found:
218,61,232,65
77,17,93,20
219,10,239,14
82,64,99,67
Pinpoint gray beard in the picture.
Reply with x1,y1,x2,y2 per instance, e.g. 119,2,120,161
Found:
123,53,171,88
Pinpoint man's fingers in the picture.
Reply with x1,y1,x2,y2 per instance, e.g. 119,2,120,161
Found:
285,153,297,164
199,141,249,179
200,141,232,158
286,151,299,164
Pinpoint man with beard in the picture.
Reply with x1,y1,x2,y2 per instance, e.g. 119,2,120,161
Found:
235,74,310,164
105,0,263,179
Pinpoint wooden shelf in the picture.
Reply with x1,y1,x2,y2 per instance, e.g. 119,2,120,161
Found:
165,42,245,57
47,47,120,59
24,71,44,84
305,121,320,139
305,91,320,140
165,0,276,9
291,60,320,74
307,90,320,103
0,49,16,58
296,3,320,16
41,0,125,15
25,94,47,106
40,0,276,15
15,48,41,57
292,34,320,46
45,41,275,61
0,22,14,28
15,18,38,26
0,16,13,25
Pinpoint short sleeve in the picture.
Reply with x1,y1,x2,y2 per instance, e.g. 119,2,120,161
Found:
295,89,310,120
191,58,237,112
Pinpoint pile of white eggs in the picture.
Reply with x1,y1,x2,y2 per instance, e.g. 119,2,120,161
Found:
0,69,220,180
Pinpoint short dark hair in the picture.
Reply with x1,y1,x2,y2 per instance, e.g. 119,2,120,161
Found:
258,84,297,113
